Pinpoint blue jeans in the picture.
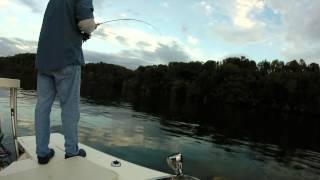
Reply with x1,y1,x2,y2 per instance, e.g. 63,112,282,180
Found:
35,65,81,157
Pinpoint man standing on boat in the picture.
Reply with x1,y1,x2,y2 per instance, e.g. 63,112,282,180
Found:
35,0,97,164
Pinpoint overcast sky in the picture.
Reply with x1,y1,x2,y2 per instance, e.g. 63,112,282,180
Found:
0,0,319,69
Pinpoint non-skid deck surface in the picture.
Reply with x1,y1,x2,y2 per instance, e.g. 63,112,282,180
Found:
1,157,118,180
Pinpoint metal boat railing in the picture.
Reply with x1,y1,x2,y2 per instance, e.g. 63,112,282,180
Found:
0,78,20,159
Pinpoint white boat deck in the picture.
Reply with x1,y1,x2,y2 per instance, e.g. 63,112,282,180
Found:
0,78,170,180
1,157,118,180
0,133,170,180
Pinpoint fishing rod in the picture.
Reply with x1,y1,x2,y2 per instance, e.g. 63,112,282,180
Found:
82,18,162,42
97,18,162,35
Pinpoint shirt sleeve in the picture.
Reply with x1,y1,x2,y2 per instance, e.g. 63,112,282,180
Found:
78,18,96,34
75,0,94,21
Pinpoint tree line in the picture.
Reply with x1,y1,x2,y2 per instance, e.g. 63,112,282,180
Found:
1,53,319,151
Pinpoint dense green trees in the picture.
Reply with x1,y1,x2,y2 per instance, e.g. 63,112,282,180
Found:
122,57,320,116
0,53,36,90
1,53,320,117
1,53,320,150
81,62,132,100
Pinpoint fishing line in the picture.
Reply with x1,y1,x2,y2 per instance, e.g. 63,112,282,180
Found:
96,18,162,35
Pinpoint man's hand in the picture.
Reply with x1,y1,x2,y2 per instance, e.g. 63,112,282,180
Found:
78,19,96,33
78,18,97,42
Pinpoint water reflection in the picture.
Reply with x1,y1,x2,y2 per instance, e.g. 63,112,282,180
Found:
0,90,319,180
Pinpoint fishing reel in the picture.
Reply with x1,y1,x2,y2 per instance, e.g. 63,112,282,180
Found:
80,23,101,42
81,32,91,42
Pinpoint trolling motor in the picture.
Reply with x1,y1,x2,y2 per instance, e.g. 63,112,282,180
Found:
166,153,200,180
167,153,184,176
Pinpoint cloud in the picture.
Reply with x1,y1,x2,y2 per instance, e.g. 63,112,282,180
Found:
120,13,128,18
181,26,188,34
267,0,320,61
205,0,320,61
87,26,193,68
198,1,213,15
9,0,106,13
93,28,109,39
283,45,320,62
214,25,265,44
162,2,169,8
14,0,105,14
138,42,189,64
0,0,10,7
115,36,129,46
94,25,202,61
0,37,37,57
94,27,158,50
136,41,151,49
84,50,149,69
85,41,189,69
187,35,199,45
16,0,47,13
203,0,268,45
233,0,265,29
93,0,106,8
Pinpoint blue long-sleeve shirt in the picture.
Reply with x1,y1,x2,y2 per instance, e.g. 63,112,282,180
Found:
36,0,94,71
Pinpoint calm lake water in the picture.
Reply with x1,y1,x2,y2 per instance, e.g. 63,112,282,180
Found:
0,89,320,180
